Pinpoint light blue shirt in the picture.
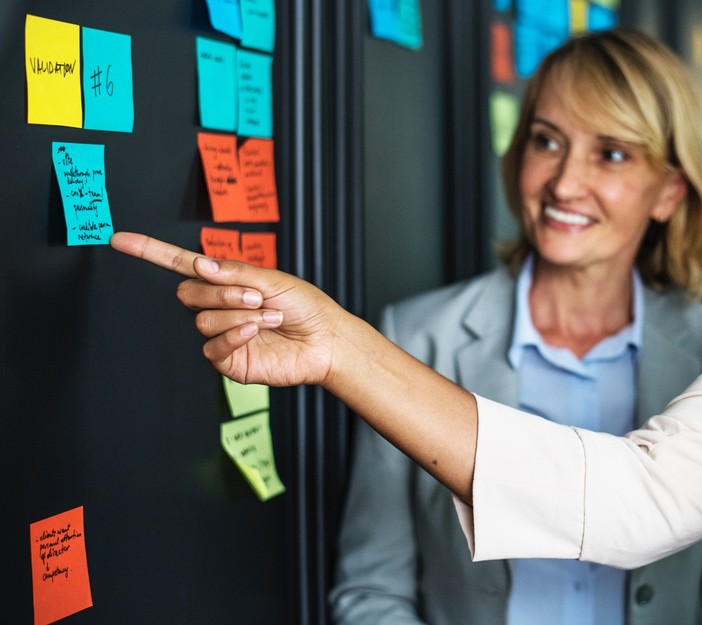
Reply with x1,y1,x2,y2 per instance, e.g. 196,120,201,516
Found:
506,255,643,625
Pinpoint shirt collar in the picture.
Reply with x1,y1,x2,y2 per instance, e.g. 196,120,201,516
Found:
508,255,643,369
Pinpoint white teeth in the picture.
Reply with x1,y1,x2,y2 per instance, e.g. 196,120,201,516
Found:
544,206,592,226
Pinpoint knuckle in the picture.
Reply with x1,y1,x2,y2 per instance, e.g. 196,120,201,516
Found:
195,311,214,334
215,286,236,306
170,249,185,270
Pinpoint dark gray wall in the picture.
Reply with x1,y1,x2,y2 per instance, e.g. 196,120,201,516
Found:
363,1,448,327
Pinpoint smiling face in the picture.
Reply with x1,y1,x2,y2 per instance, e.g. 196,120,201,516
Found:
518,75,684,276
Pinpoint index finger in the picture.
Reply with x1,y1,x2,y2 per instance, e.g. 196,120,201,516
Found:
110,232,203,278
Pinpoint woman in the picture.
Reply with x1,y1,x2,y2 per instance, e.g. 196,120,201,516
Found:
329,28,702,625
109,27,702,591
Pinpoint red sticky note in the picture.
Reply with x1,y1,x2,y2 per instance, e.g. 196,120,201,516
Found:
490,22,514,84
198,132,243,222
201,226,241,260
30,506,93,625
238,138,280,223
241,232,277,268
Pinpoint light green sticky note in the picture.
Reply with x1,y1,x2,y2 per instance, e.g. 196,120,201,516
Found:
223,377,269,417
221,412,286,501
488,91,519,157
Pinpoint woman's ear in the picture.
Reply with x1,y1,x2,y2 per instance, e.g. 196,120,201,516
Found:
652,169,688,222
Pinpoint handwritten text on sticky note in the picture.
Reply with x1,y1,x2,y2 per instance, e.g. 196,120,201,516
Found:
82,27,134,132
30,506,93,625
52,142,114,246
25,15,82,128
221,412,285,501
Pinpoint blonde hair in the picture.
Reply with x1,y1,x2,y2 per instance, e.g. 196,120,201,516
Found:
498,28,702,298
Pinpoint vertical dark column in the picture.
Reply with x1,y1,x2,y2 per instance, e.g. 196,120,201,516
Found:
275,0,364,622
444,0,491,282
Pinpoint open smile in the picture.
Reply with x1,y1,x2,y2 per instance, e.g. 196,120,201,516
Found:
544,205,594,226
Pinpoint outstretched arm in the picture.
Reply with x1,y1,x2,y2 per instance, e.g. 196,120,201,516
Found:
110,232,702,569
110,232,478,502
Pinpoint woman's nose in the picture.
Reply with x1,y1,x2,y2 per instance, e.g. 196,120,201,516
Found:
549,152,589,199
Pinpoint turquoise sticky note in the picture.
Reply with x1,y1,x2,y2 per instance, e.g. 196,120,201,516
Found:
492,0,512,10
516,0,569,38
237,49,273,138
588,5,618,31
205,0,243,39
223,377,270,417
52,142,114,246
368,0,400,43
514,20,564,78
240,0,276,53
82,27,134,132
397,0,423,50
196,36,237,132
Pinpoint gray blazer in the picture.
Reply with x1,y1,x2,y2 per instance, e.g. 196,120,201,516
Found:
330,267,702,625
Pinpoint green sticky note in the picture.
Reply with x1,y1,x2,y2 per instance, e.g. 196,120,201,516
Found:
489,91,519,157
221,412,285,501
223,377,269,417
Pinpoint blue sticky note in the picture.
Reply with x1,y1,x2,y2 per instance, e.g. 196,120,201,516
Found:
368,0,400,43
205,0,243,39
82,27,134,132
516,0,569,38
52,142,114,246
588,5,619,31
492,0,512,11
240,0,276,53
237,49,273,138
514,20,565,78
397,0,423,50
196,36,237,132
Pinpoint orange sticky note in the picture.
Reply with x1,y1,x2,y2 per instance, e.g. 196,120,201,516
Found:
238,138,280,223
201,226,241,260
241,232,277,268
198,132,242,222
30,506,93,625
490,22,514,84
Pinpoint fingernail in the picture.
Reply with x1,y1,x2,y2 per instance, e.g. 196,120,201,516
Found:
243,290,262,306
241,322,259,337
262,310,283,324
198,258,219,273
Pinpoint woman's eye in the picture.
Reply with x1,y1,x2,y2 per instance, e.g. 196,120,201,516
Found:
603,147,628,163
532,133,559,152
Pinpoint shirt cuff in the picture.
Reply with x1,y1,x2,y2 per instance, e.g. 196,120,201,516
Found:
454,394,586,562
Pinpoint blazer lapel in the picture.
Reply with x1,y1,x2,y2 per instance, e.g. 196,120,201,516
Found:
638,303,702,427
455,270,520,408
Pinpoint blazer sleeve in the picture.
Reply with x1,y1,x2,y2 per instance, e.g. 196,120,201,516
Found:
454,376,702,570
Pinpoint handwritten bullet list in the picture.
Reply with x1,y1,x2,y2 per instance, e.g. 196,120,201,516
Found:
52,142,114,246
30,506,93,625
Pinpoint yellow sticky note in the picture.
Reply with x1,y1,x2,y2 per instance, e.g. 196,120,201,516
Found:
488,91,519,157
25,14,82,128
569,0,588,34
223,377,269,417
221,412,286,501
